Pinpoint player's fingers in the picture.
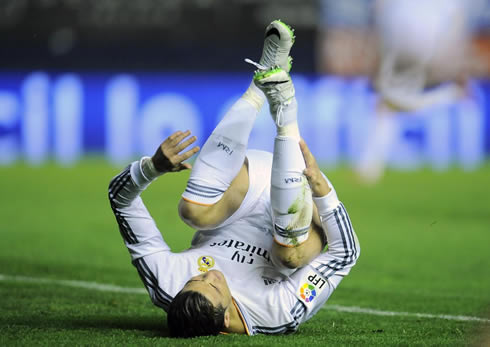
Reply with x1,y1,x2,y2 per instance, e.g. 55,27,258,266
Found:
176,145,200,163
300,140,331,197
162,131,192,158
303,167,313,179
165,131,189,152
164,130,189,149
165,130,183,146
299,139,316,169
175,135,197,153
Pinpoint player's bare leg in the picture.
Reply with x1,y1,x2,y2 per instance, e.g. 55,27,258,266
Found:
357,0,468,184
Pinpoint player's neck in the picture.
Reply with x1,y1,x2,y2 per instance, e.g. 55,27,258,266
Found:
224,299,247,334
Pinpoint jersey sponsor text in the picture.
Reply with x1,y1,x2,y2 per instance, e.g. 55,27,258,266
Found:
209,239,271,264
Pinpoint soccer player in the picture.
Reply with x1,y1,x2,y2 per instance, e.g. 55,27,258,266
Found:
356,0,470,183
108,20,360,337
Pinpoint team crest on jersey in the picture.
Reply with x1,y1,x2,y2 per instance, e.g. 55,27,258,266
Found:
298,270,327,305
300,283,317,302
197,255,215,273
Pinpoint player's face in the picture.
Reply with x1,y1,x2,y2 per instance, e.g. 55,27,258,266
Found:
181,270,233,310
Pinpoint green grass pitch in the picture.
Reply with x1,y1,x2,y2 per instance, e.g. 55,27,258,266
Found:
1,160,489,346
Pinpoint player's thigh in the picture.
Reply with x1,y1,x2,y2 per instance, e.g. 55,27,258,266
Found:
178,162,249,229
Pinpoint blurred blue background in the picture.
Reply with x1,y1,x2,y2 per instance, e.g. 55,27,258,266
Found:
1,0,489,172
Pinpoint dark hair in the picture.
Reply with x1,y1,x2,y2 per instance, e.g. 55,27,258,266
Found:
167,290,226,338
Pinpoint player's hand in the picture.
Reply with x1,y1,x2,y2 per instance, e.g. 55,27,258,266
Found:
299,138,331,197
151,130,200,173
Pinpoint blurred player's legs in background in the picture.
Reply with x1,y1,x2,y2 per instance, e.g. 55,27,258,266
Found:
357,0,470,184
356,106,398,184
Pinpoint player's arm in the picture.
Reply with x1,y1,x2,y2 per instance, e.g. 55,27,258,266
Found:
300,139,360,279
108,130,199,309
108,130,199,255
279,140,360,323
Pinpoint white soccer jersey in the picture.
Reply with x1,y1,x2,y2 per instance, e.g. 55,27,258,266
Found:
108,150,360,335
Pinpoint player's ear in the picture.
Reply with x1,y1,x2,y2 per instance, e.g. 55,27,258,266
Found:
223,308,231,328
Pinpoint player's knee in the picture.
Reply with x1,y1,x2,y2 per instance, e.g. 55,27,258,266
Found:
272,226,323,270
272,245,307,269
178,199,217,230
278,254,304,269
178,199,205,228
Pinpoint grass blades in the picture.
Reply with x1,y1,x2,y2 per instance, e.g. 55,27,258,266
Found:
0,161,489,345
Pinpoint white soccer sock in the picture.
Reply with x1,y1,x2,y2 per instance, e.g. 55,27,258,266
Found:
275,98,300,140
357,112,397,184
271,135,313,247
182,82,264,205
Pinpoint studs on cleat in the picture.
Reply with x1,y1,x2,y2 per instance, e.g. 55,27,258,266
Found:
274,19,296,43
287,56,293,71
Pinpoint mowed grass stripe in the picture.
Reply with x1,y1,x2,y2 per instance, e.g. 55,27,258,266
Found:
324,305,490,323
1,162,489,345
0,273,146,294
2,273,488,324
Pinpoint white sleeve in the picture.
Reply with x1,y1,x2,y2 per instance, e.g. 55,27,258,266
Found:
108,159,176,310
108,159,171,259
281,181,360,324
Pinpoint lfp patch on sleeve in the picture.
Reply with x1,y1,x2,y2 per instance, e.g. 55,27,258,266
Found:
298,270,327,305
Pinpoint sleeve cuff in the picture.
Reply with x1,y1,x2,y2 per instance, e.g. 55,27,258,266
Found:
313,188,341,214
129,158,154,189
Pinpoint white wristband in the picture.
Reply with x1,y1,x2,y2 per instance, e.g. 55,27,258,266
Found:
140,156,163,181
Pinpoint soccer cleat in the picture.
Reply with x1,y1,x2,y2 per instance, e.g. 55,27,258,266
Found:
253,67,295,127
245,20,295,72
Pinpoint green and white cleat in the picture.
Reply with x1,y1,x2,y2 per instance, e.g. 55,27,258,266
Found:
245,20,295,72
253,67,295,126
